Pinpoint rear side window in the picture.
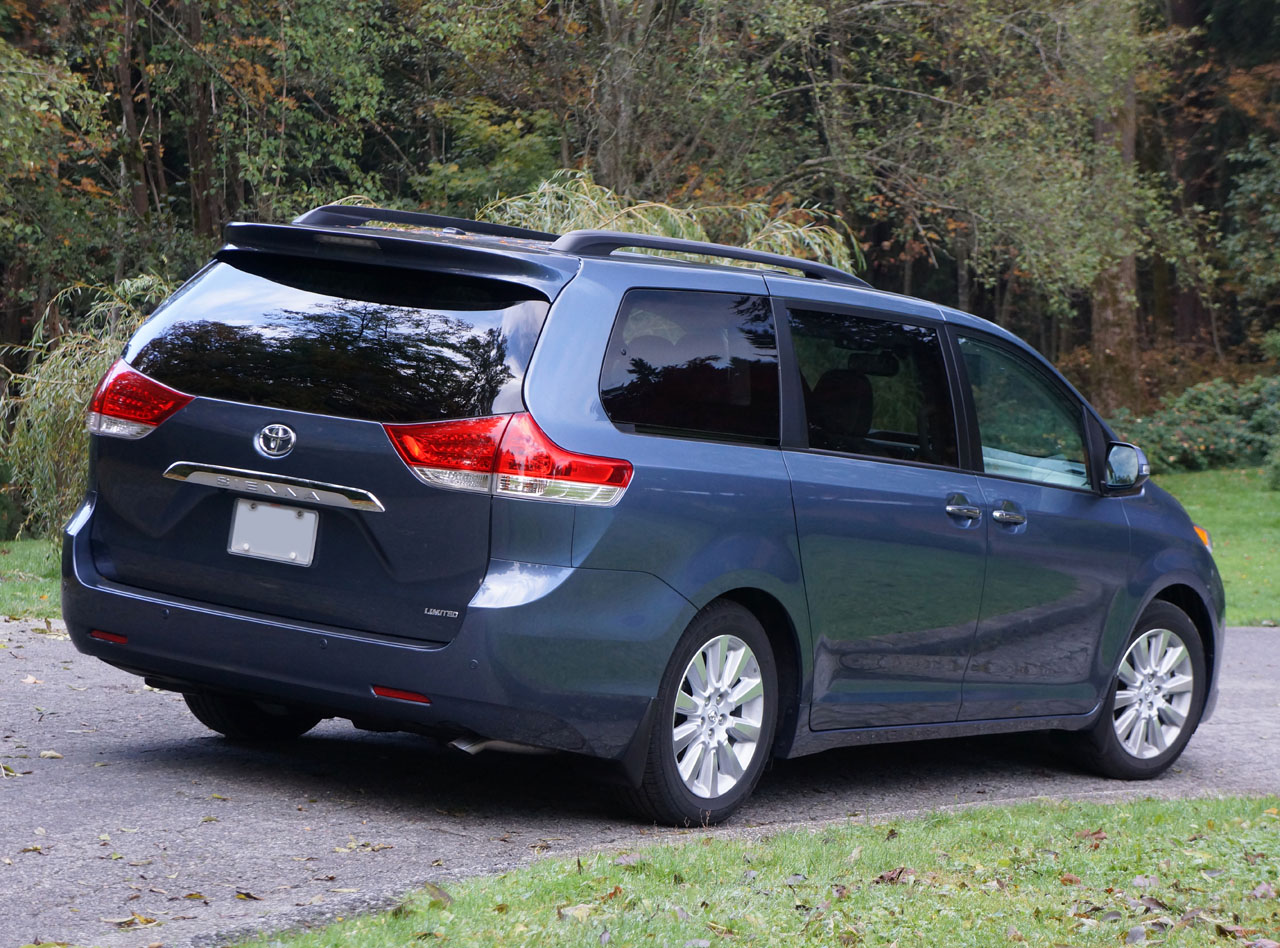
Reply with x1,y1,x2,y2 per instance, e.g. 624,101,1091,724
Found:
788,309,958,467
125,252,548,424
600,289,780,444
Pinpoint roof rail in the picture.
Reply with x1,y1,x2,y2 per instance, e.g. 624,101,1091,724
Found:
293,204,559,242
551,230,869,287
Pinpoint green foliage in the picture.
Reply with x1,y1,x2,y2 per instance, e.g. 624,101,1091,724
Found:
1110,375,1280,473
412,99,559,215
1224,137,1280,314
481,171,863,274
1266,436,1280,492
0,458,20,541
1,275,176,538
241,797,1280,948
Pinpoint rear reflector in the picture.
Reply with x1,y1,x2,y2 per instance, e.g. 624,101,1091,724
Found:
89,629,128,644
372,685,432,705
88,360,193,439
384,413,632,506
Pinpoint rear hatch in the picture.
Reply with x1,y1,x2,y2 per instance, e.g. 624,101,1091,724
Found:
87,226,576,643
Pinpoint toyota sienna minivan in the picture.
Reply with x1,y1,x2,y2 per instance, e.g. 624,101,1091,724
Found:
64,204,1224,824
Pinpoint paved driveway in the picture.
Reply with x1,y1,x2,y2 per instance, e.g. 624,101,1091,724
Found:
2,619,1276,948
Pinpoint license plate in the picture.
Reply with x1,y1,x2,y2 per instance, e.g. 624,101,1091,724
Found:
228,498,318,567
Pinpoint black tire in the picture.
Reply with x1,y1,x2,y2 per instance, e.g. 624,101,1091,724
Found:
1073,601,1206,779
184,691,322,741
623,600,778,826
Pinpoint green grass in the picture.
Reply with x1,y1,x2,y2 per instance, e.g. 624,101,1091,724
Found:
239,797,1280,948
0,538,60,619
1156,467,1280,626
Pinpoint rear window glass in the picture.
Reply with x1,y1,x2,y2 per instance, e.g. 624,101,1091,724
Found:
599,289,780,445
125,252,548,424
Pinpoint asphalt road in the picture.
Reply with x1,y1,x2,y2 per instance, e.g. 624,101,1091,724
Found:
2,618,1277,948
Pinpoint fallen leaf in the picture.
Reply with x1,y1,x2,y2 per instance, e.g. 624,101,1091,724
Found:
1125,926,1146,944
1007,927,1025,941
422,882,453,906
885,828,899,841
182,892,206,900
235,890,262,901
600,930,611,945
684,941,711,948
38,750,62,759
1060,874,1082,886
601,885,623,902
786,873,808,885
558,903,593,922
1249,882,1276,899
675,907,692,921
706,922,736,936
847,845,863,863
200,816,218,823
614,853,643,867
1132,875,1157,888
874,867,913,885
1140,896,1170,912
20,675,41,685
1100,911,1124,923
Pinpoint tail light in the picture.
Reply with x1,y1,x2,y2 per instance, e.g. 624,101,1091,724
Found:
88,361,193,439
384,413,632,506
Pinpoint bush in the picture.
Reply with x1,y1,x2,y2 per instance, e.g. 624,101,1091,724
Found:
0,275,175,538
0,459,21,540
1267,435,1280,491
1109,374,1280,474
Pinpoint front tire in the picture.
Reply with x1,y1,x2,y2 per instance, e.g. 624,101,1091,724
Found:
1075,601,1206,779
624,601,778,826
184,691,322,741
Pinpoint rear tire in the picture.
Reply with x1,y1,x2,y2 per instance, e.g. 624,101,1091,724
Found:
184,691,322,741
1073,601,1206,779
623,601,778,826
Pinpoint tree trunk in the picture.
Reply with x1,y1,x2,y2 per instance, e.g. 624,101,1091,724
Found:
1090,74,1141,416
116,0,149,220
183,2,219,236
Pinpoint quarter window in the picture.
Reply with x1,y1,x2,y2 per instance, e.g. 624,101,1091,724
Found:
600,289,780,444
958,335,1090,489
788,309,958,466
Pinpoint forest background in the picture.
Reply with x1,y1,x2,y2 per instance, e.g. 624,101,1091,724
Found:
3,0,1280,536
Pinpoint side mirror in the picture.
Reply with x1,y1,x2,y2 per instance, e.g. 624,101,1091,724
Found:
1104,442,1150,492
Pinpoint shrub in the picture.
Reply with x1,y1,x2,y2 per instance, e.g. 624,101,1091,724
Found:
1267,435,1280,491
0,275,175,537
1109,374,1280,474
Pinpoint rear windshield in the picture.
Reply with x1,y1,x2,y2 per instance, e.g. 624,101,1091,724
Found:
125,252,549,423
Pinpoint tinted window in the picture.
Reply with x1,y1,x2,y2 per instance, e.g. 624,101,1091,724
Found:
958,335,1090,488
789,309,958,466
126,252,548,424
600,289,780,444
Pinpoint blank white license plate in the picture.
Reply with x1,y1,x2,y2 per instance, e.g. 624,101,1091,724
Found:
227,498,317,567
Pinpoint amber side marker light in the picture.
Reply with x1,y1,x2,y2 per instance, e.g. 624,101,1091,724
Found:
89,630,128,644
371,685,432,705
1193,524,1213,554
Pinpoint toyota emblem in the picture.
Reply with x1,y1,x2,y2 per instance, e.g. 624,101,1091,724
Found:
255,424,296,458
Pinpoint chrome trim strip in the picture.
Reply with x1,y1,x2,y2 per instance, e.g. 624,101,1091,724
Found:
162,462,386,513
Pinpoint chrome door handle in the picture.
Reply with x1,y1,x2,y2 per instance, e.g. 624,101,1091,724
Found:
992,507,1026,525
945,504,982,520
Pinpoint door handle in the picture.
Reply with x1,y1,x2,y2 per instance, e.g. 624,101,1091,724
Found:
992,504,1026,525
944,493,982,521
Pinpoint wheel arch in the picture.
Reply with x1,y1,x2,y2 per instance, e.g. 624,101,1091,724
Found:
1150,582,1217,696
717,587,806,759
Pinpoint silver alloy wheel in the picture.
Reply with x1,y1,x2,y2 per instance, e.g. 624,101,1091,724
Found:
1112,627,1196,759
671,633,765,799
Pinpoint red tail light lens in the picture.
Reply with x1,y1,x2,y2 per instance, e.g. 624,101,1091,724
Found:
383,412,632,505
494,413,632,505
88,361,193,439
384,415,513,492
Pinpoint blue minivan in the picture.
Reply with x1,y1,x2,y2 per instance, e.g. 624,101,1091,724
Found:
64,205,1224,824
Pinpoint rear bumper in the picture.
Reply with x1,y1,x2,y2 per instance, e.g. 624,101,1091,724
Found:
62,496,695,761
